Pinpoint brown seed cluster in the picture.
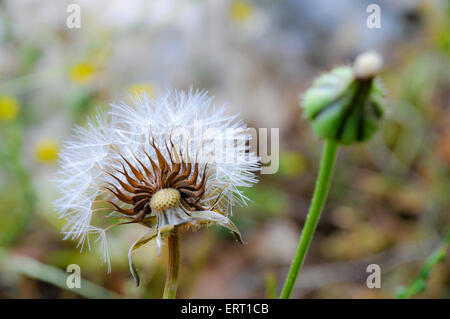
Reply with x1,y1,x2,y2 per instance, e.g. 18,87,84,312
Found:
101,137,214,223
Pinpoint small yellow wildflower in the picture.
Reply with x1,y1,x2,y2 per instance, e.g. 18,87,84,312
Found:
0,95,20,121
279,151,307,178
35,139,60,163
69,62,96,85
230,1,252,23
128,83,155,99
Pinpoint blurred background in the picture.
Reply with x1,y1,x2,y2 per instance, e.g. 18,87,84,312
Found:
0,0,449,298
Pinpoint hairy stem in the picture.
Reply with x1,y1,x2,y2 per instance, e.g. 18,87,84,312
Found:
163,229,180,299
280,139,339,298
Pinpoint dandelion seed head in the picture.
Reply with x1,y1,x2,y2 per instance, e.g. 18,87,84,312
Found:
54,88,259,275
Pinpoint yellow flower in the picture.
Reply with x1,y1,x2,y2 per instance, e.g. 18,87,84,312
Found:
128,83,155,99
230,1,252,23
279,151,307,178
35,139,60,163
69,62,96,85
0,95,20,121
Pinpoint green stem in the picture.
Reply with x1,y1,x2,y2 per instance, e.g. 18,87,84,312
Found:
280,139,339,298
163,229,180,299
396,231,450,299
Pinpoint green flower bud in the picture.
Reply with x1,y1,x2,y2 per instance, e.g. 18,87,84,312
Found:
302,52,386,145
